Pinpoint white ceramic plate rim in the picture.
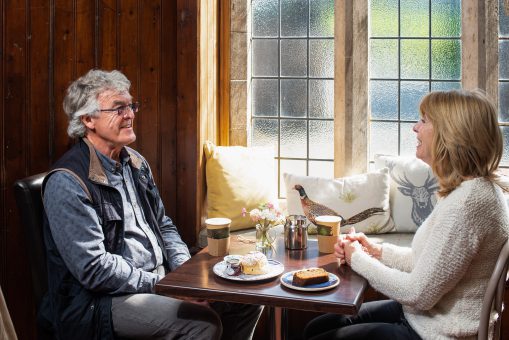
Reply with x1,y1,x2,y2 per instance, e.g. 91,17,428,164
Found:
280,270,340,292
213,259,284,282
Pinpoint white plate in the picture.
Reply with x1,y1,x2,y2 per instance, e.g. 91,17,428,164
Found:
213,259,284,282
280,270,340,292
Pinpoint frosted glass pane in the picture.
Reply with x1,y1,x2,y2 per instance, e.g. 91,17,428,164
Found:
309,80,333,118
401,39,429,79
401,0,429,37
281,39,307,77
309,39,334,78
502,127,509,166
370,0,398,37
281,79,307,118
252,40,278,76
370,80,398,120
309,120,334,159
252,79,278,117
370,39,398,78
500,41,509,80
370,122,398,160
500,0,509,37
400,122,418,157
280,159,307,198
400,81,429,121
252,0,279,37
431,81,461,91
309,161,334,178
281,0,308,37
432,0,461,37
281,119,307,158
252,118,278,150
500,82,509,122
310,0,334,37
432,40,461,80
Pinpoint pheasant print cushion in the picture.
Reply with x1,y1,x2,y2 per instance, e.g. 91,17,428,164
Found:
374,154,439,232
283,168,395,234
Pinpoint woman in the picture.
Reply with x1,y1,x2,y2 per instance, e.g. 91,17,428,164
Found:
304,89,509,340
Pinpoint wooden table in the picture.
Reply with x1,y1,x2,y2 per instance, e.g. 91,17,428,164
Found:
156,236,369,339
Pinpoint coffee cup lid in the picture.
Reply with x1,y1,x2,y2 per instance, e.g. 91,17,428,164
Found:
205,217,232,226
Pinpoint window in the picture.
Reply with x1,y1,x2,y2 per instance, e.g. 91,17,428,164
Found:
228,0,504,195
250,0,335,197
369,0,461,162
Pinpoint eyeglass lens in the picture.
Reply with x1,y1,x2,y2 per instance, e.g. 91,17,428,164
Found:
118,102,139,116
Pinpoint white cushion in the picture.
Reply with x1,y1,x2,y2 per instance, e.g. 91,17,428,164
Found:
283,169,395,234
374,154,439,232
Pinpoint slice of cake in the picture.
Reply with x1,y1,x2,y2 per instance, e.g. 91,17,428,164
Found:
292,268,329,286
241,251,269,275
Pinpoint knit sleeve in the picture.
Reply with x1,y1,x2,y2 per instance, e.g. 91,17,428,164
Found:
351,190,487,311
379,243,413,272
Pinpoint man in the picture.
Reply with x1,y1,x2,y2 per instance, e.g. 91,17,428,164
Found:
40,69,262,339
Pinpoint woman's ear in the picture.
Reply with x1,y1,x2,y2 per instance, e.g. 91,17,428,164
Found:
81,115,95,130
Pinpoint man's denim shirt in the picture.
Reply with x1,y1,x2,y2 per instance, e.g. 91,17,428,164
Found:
44,149,191,294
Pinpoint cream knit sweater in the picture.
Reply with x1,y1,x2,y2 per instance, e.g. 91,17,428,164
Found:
351,178,509,340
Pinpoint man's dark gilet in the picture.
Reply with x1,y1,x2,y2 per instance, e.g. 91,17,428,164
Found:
40,139,168,340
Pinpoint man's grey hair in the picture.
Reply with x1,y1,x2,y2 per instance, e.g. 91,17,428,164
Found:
63,69,131,138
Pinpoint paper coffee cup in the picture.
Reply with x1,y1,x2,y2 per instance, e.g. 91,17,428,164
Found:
315,215,342,254
205,218,232,256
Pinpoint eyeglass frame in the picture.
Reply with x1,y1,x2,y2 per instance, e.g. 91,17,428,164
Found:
96,102,140,117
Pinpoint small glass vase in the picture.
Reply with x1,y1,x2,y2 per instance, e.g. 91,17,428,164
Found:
255,224,276,256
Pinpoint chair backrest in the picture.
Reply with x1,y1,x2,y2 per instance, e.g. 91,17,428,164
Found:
478,239,509,340
13,172,48,310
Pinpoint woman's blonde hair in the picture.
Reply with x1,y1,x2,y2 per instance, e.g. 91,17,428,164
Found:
419,89,503,197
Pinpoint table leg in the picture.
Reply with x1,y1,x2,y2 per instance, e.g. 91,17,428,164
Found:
281,307,288,340
268,306,276,340
267,306,287,340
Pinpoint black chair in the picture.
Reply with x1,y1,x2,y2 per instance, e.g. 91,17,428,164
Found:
13,172,51,338
478,239,509,340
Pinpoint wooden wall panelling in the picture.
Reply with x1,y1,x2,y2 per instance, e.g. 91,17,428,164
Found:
75,0,96,76
4,0,32,337
160,1,178,219
3,1,35,339
53,0,75,159
138,1,162,182
176,0,199,246
98,0,118,70
0,0,4,318
29,0,52,173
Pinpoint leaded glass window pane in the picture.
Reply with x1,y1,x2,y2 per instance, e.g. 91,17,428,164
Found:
251,0,334,197
369,0,461,162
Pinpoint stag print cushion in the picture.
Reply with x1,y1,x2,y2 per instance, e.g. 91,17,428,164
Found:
374,154,439,232
283,168,395,234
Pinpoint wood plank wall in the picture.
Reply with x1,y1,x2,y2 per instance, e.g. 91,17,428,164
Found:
0,1,200,338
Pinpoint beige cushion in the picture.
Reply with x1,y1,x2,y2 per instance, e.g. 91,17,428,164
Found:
204,141,277,231
283,169,395,234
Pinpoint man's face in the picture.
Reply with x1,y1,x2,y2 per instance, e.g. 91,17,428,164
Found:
83,90,137,155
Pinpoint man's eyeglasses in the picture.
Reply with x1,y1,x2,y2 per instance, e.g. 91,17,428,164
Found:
97,102,140,116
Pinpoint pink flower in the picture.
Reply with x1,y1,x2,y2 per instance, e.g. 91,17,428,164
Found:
241,208,247,217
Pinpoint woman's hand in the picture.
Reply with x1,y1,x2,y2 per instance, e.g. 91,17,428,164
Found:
344,227,382,260
334,237,363,266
